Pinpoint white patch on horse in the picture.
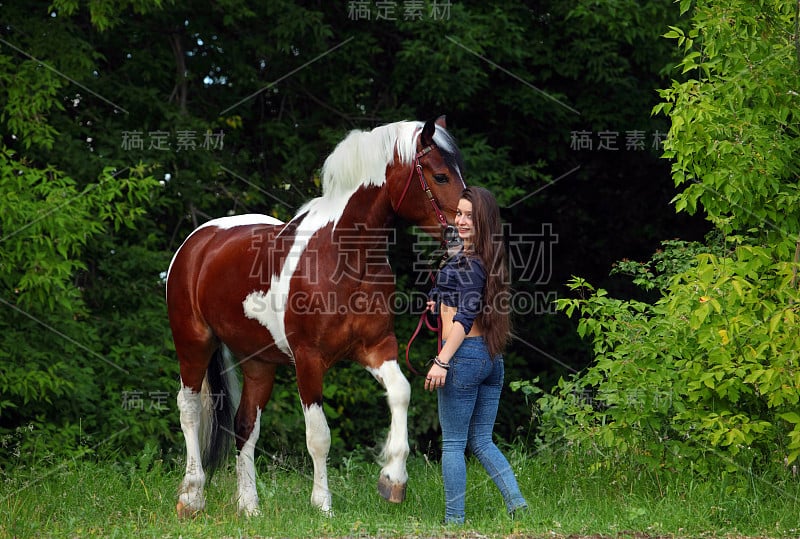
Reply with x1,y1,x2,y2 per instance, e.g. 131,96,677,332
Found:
236,407,262,516
303,402,332,513
177,384,207,513
203,214,284,230
242,288,292,359
367,361,410,485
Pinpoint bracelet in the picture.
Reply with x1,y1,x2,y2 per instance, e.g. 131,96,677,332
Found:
433,356,450,370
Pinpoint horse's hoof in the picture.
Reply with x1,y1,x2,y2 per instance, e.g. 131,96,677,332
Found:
377,475,407,503
176,501,201,519
239,506,262,518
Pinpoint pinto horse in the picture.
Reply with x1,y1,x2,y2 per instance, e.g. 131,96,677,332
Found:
166,116,465,517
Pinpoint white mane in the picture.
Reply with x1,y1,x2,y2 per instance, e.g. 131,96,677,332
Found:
317,121,421,200
294,120,459,227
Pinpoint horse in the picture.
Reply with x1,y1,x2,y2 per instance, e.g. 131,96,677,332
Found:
166,116,466,517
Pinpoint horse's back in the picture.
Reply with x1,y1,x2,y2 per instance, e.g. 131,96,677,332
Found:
167,214,284,294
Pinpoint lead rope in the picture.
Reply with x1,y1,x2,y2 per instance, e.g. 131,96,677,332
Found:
403,304,440,378
404,250,453,377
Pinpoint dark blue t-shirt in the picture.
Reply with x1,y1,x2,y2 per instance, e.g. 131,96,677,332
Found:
429,251,486,334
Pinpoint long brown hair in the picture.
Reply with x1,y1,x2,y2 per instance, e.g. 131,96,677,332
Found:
460,186,511,358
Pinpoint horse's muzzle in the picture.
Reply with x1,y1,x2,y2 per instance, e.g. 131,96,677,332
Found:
442,225,462,249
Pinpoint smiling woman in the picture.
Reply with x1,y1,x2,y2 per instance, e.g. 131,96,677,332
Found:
424,186,526,524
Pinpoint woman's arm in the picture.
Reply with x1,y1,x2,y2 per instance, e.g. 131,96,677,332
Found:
424,254,485,391
435,322,465,365
424,311,467,392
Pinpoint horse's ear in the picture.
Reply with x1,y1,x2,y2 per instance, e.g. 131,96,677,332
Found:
420,118,435,146
421,115,445,146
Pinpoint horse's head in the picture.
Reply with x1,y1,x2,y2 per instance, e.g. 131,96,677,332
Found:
389,116,466,245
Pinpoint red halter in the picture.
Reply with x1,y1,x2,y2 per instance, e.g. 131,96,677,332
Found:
391,142,450,230
392,137,453,378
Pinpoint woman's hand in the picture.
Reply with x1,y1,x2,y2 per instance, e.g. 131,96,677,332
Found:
425,362,448,391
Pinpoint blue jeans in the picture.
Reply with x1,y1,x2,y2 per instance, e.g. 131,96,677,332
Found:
438,337,527,524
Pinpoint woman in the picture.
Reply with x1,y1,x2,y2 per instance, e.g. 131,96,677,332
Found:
425,186,528,525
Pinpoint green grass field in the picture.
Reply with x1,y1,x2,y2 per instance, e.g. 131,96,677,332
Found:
2,448,799,538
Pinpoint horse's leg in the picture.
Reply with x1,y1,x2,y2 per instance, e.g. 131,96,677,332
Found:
369,358,411,503
176,384,206,517
304,401,332,513
174,338,215,518
294,351,333,513
235,361,277,516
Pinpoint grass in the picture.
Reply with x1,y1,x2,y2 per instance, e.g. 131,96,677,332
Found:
2,447,800,538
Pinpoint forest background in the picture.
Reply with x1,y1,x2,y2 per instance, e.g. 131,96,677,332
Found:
1,0,799,484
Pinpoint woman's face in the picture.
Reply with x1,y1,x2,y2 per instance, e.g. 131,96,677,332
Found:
455,198,474,247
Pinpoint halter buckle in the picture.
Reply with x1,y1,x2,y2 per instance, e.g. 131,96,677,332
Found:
416,145,434,158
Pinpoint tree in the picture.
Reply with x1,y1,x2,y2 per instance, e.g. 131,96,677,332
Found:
536,0,800,474
0,0,162,459
1,0,695,464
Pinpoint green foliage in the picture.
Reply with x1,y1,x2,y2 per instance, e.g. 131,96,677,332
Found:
0,140,158,455
526,0,800,477
533,239,800,473
0,61,63,150
611,235,722,291
656,0,800,240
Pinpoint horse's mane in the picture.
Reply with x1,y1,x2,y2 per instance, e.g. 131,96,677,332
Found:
317,121,415,199
318,120,462,198
295,120,462,225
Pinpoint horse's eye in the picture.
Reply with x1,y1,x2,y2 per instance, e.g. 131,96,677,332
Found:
433,174,449,185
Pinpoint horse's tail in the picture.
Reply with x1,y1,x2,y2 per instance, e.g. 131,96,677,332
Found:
199,345,240,477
